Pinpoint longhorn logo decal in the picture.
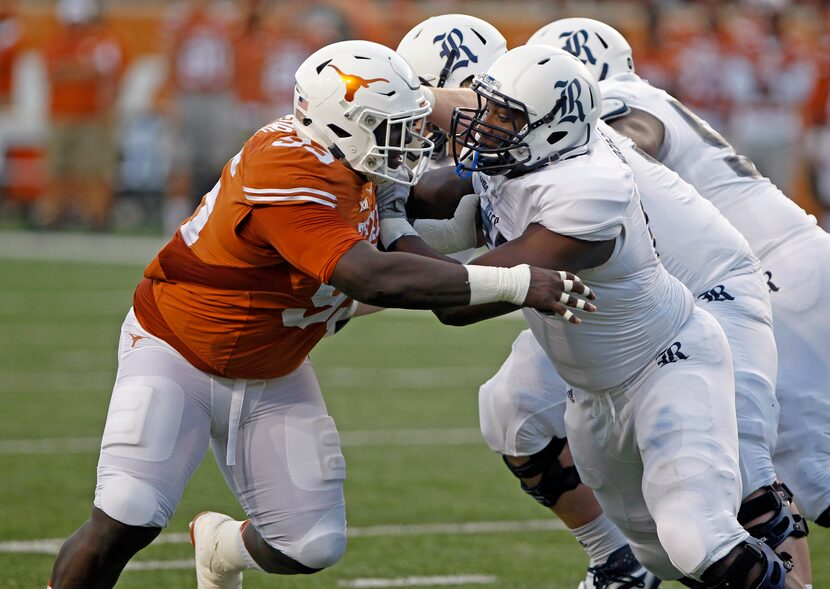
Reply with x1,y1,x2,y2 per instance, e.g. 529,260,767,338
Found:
328,64,389,102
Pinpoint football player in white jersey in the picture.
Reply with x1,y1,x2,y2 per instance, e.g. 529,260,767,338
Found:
478,121,809,589
531,16,827,584
397,16,658,587
399,20,806,587
390,45,794,588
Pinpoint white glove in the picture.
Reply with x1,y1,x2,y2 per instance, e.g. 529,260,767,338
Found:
412,194,480,254
375,169,411,220
376,169,419,249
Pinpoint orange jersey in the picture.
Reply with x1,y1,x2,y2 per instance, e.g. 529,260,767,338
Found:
135,115,379,379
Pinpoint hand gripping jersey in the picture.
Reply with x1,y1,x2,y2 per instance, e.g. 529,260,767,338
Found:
474,131,694,392
135,116,378,379
600,73,819,259
598,121,759,295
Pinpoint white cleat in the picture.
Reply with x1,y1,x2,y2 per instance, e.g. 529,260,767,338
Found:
190,511,244,589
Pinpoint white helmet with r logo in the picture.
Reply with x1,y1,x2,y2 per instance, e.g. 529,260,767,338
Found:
452,45,601,175
528,18,634,82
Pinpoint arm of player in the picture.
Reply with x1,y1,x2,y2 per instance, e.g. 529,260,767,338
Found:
606,108,666,159
425,223,613,326
379,166,481,253
407,166,474,220
412,194,483,254
425,87,477,133
330,239,594,321
249,201,593,321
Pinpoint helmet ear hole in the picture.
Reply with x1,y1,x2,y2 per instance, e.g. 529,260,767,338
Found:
547,131,567,145
327,124,352,138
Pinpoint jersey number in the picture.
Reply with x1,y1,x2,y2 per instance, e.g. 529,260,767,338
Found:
282,283,351,333
668,99,762,179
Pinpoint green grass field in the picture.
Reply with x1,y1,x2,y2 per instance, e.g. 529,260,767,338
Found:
1,236,828,588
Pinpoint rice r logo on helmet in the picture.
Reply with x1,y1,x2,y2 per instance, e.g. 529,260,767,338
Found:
433,28,479,74
553,79,586,124
328,64,389,102
558,30,597,66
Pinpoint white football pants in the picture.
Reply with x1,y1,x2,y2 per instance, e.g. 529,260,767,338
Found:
481,308,748,580
92,309,347,570
767,229,830,523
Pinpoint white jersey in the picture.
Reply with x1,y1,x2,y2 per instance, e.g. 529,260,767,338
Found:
600,73,819,259
599,121,759,295
474,131,694,392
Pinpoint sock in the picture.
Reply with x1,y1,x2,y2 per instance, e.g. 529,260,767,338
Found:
570,513,629,566
214,518,262,573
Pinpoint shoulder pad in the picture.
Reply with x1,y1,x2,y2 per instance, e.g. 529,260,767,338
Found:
600,98,631,122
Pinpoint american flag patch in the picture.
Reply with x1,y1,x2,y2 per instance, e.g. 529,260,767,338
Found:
298,95,308,108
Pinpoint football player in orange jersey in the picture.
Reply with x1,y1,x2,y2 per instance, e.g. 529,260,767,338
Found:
47,41,595,589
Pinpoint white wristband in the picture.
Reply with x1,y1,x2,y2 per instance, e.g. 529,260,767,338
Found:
465,264,531,306
380,217,418,249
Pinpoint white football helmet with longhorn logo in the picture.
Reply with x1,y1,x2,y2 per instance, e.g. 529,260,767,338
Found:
294,40,434,186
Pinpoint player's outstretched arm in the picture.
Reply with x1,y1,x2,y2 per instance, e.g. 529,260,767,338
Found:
606,108,665,159
328,240,595,322
428,222,611,326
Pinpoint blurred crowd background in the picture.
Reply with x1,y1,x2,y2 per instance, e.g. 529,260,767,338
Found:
1,0,830,234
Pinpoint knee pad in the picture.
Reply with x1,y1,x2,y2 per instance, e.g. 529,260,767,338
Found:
502,436,581,508
96,473,168,527
738,482,808,549
295,530,347,570
701,538,790,589
274,505,346,571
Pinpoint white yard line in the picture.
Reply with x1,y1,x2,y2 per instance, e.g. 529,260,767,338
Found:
339,575,497,587
124,559,194,571
0,519,566,556
0,427,485,455
124,562,497,587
